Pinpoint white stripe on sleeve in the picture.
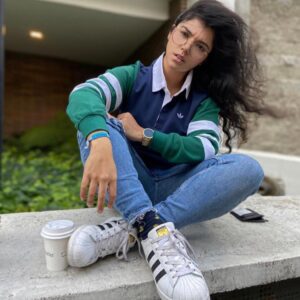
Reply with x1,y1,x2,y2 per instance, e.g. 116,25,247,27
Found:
103,73,123,110
71,83,101,95
196,136,216,159
187,120,220,136
88,78,112,111
198,133,220,147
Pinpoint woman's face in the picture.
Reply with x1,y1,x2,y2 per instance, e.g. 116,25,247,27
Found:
164,18,214,73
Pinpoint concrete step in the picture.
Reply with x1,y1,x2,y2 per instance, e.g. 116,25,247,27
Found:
1,196,300,299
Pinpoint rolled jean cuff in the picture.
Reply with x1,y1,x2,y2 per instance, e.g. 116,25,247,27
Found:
128,207,158,225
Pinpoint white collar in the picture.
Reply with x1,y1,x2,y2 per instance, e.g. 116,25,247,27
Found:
152,53,193,99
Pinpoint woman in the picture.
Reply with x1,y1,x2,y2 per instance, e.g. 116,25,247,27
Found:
66,1,270,299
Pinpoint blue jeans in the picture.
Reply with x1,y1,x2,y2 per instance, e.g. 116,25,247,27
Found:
78,118,264,229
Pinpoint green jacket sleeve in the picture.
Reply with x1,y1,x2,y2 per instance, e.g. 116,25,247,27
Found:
149,97,221,163
66,62,140,138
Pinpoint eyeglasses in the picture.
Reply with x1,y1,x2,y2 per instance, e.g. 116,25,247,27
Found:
171,27,210,57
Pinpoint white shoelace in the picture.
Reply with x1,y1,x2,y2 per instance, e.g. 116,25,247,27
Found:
151,230,199,278
116,229,140,260
93,219,199,278
94,220,137,261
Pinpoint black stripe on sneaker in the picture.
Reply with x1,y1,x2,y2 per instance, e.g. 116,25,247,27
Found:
147,251,155,263
155,269,166,283
151,260,160,273
97,225,105,230
105,223,113,228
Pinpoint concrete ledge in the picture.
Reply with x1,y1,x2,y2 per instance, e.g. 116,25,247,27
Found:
1,196,300,299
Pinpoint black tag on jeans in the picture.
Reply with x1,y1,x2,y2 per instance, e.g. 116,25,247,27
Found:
230,207,268,222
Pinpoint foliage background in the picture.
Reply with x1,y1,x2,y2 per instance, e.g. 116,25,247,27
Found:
0,113,86,214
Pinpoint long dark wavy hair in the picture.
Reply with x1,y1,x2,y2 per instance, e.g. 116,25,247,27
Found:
174,0,281,151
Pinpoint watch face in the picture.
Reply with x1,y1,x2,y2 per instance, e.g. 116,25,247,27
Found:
144,128,154,138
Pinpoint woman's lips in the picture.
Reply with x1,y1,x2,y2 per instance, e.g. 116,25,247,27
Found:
173,53,185,63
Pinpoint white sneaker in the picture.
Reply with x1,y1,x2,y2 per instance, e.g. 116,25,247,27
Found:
67,217,137,267
141,222,210,300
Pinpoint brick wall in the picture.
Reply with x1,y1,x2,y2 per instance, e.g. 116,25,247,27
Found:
4,51,105,138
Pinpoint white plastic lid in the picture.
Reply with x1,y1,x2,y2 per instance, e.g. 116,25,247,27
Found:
41,219,75,240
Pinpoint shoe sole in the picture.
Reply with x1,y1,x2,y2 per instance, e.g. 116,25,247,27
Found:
157,287,172,300
157,285,210,300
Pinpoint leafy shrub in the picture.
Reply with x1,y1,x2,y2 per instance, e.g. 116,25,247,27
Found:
0,146,85,214
17,112,78,152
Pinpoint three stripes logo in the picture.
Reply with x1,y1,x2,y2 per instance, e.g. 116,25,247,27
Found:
147,250,167,283
146,225,170,283
177,112,184,119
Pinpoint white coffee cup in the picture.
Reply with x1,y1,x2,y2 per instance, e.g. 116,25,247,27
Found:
41,219,75,271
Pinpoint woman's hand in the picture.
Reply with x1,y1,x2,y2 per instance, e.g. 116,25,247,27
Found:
80,137,117,213
117,112,144,142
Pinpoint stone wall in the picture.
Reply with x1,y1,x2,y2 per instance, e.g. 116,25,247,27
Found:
243,0,300,155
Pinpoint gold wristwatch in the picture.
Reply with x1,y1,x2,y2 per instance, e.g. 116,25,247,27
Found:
142,128,154,146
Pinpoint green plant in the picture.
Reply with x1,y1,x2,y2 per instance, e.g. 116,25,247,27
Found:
0,146,85,214
18,112,78,152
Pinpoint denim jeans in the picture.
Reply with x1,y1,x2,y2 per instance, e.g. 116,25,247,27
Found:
78,118,264,229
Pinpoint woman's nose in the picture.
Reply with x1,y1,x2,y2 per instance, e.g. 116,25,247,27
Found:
181,39,193,54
